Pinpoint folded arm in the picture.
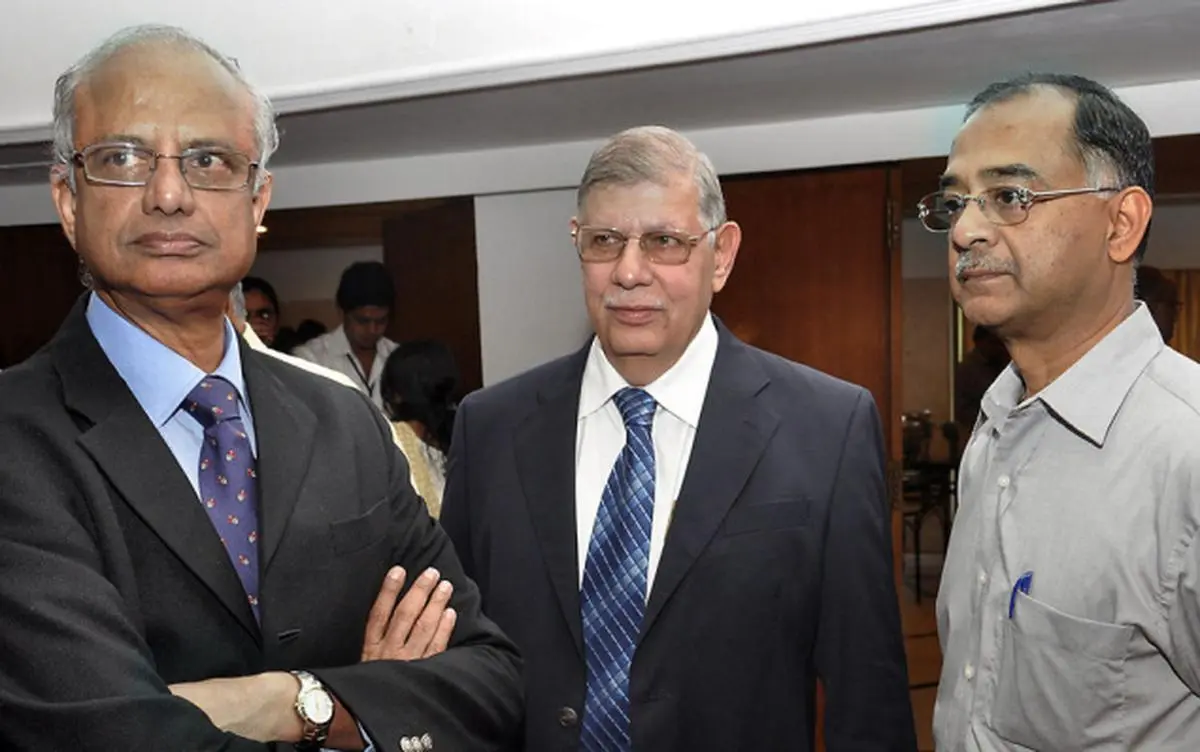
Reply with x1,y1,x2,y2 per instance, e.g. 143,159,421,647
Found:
306,404,524,751
0,424,267,751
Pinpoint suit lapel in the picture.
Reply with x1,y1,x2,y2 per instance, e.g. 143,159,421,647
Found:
641,329,778,639
56,301,259,639
239,345,317,572
514,349,589,658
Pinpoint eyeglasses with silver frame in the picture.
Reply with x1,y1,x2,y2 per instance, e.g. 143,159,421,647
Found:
70,142,260,191
571,225,718,265
916,185,1119,233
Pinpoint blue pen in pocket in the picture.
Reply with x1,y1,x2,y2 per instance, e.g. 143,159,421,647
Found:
1008,571,1034,618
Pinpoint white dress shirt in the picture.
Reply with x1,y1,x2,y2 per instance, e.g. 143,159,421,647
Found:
292,325,397,411
575,313,719,596
241,325,359,390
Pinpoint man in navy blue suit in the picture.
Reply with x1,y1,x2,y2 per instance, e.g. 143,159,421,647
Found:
441,125,916,751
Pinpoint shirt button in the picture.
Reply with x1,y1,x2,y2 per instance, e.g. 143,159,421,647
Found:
978,570,988,586
964,663,976,680
997,475,1010,489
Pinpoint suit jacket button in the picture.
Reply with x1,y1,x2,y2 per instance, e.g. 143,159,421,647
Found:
558,707,579,727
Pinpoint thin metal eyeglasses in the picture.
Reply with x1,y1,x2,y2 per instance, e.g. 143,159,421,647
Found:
70,141,260,191
917,185,1119,232
571,225,718,265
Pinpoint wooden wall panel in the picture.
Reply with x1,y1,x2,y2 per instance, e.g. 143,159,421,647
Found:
257,198,449,252
382,196,483,398
717,166,894,420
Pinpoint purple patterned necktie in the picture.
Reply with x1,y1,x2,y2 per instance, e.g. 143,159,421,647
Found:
182,375,261,622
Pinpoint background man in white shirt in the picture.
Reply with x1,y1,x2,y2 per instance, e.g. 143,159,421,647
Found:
440,125,915,751
293,261,398,410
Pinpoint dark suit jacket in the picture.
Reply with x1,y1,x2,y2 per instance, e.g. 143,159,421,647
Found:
0,299,523,751
441,322,916,751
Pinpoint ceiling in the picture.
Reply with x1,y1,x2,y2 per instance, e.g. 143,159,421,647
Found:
4,0,1075,138
2,0,1198,186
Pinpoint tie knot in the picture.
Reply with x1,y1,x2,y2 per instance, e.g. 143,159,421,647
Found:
613,387,656,429
184,376,242,428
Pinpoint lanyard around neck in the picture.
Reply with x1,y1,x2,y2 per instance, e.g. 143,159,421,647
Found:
345,353,376,396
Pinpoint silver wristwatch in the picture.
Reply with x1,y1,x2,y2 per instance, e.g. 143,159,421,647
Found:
291,670,335,750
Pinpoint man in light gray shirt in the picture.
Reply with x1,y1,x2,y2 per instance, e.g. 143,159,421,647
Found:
920,72,1200,749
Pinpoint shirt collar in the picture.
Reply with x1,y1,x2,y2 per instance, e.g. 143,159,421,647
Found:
326,324,393,360
579,312,719,428
980,302,1162,445
86,292,250,428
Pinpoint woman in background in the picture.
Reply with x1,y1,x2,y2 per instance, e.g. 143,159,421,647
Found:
380,340,458,517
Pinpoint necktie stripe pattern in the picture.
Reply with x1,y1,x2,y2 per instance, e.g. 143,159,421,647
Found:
580,387,657,751
183,376,261,622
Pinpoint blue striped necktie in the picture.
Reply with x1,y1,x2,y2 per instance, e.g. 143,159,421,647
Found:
580,387,657,751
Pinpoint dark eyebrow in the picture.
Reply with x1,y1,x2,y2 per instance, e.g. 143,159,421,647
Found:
938,163,1041,191
981,163,1041,182
938,173,961,191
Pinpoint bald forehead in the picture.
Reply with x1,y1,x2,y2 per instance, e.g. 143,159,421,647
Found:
943,87,1083,191
81,42,248,108
73,41,256,153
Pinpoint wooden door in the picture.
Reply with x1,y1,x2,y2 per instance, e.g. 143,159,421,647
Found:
714,164,904,750
382,196,483,398
716,166,898,413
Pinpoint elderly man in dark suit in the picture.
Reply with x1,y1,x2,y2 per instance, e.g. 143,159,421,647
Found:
0,25,521,751
440,125,915,751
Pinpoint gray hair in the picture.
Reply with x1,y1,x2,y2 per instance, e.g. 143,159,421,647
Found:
577,126,727,230
51,24,278,192
229,281,247,321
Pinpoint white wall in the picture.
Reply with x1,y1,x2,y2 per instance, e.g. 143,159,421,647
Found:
474,189,591,386
248,245,383,302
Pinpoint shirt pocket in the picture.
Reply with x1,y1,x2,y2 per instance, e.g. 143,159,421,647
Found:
991,591,1133,750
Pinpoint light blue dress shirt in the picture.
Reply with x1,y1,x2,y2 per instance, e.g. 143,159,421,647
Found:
86,293,374,751
86,292,256,500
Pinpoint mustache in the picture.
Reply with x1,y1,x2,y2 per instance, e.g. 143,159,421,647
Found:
955,252,1017,282
603,293,665,309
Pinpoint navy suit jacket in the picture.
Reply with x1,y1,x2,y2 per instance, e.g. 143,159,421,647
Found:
441,322,917,750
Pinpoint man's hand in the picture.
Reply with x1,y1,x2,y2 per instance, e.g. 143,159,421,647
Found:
168,567,455,747
169,672,303,743
361,565,457,662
